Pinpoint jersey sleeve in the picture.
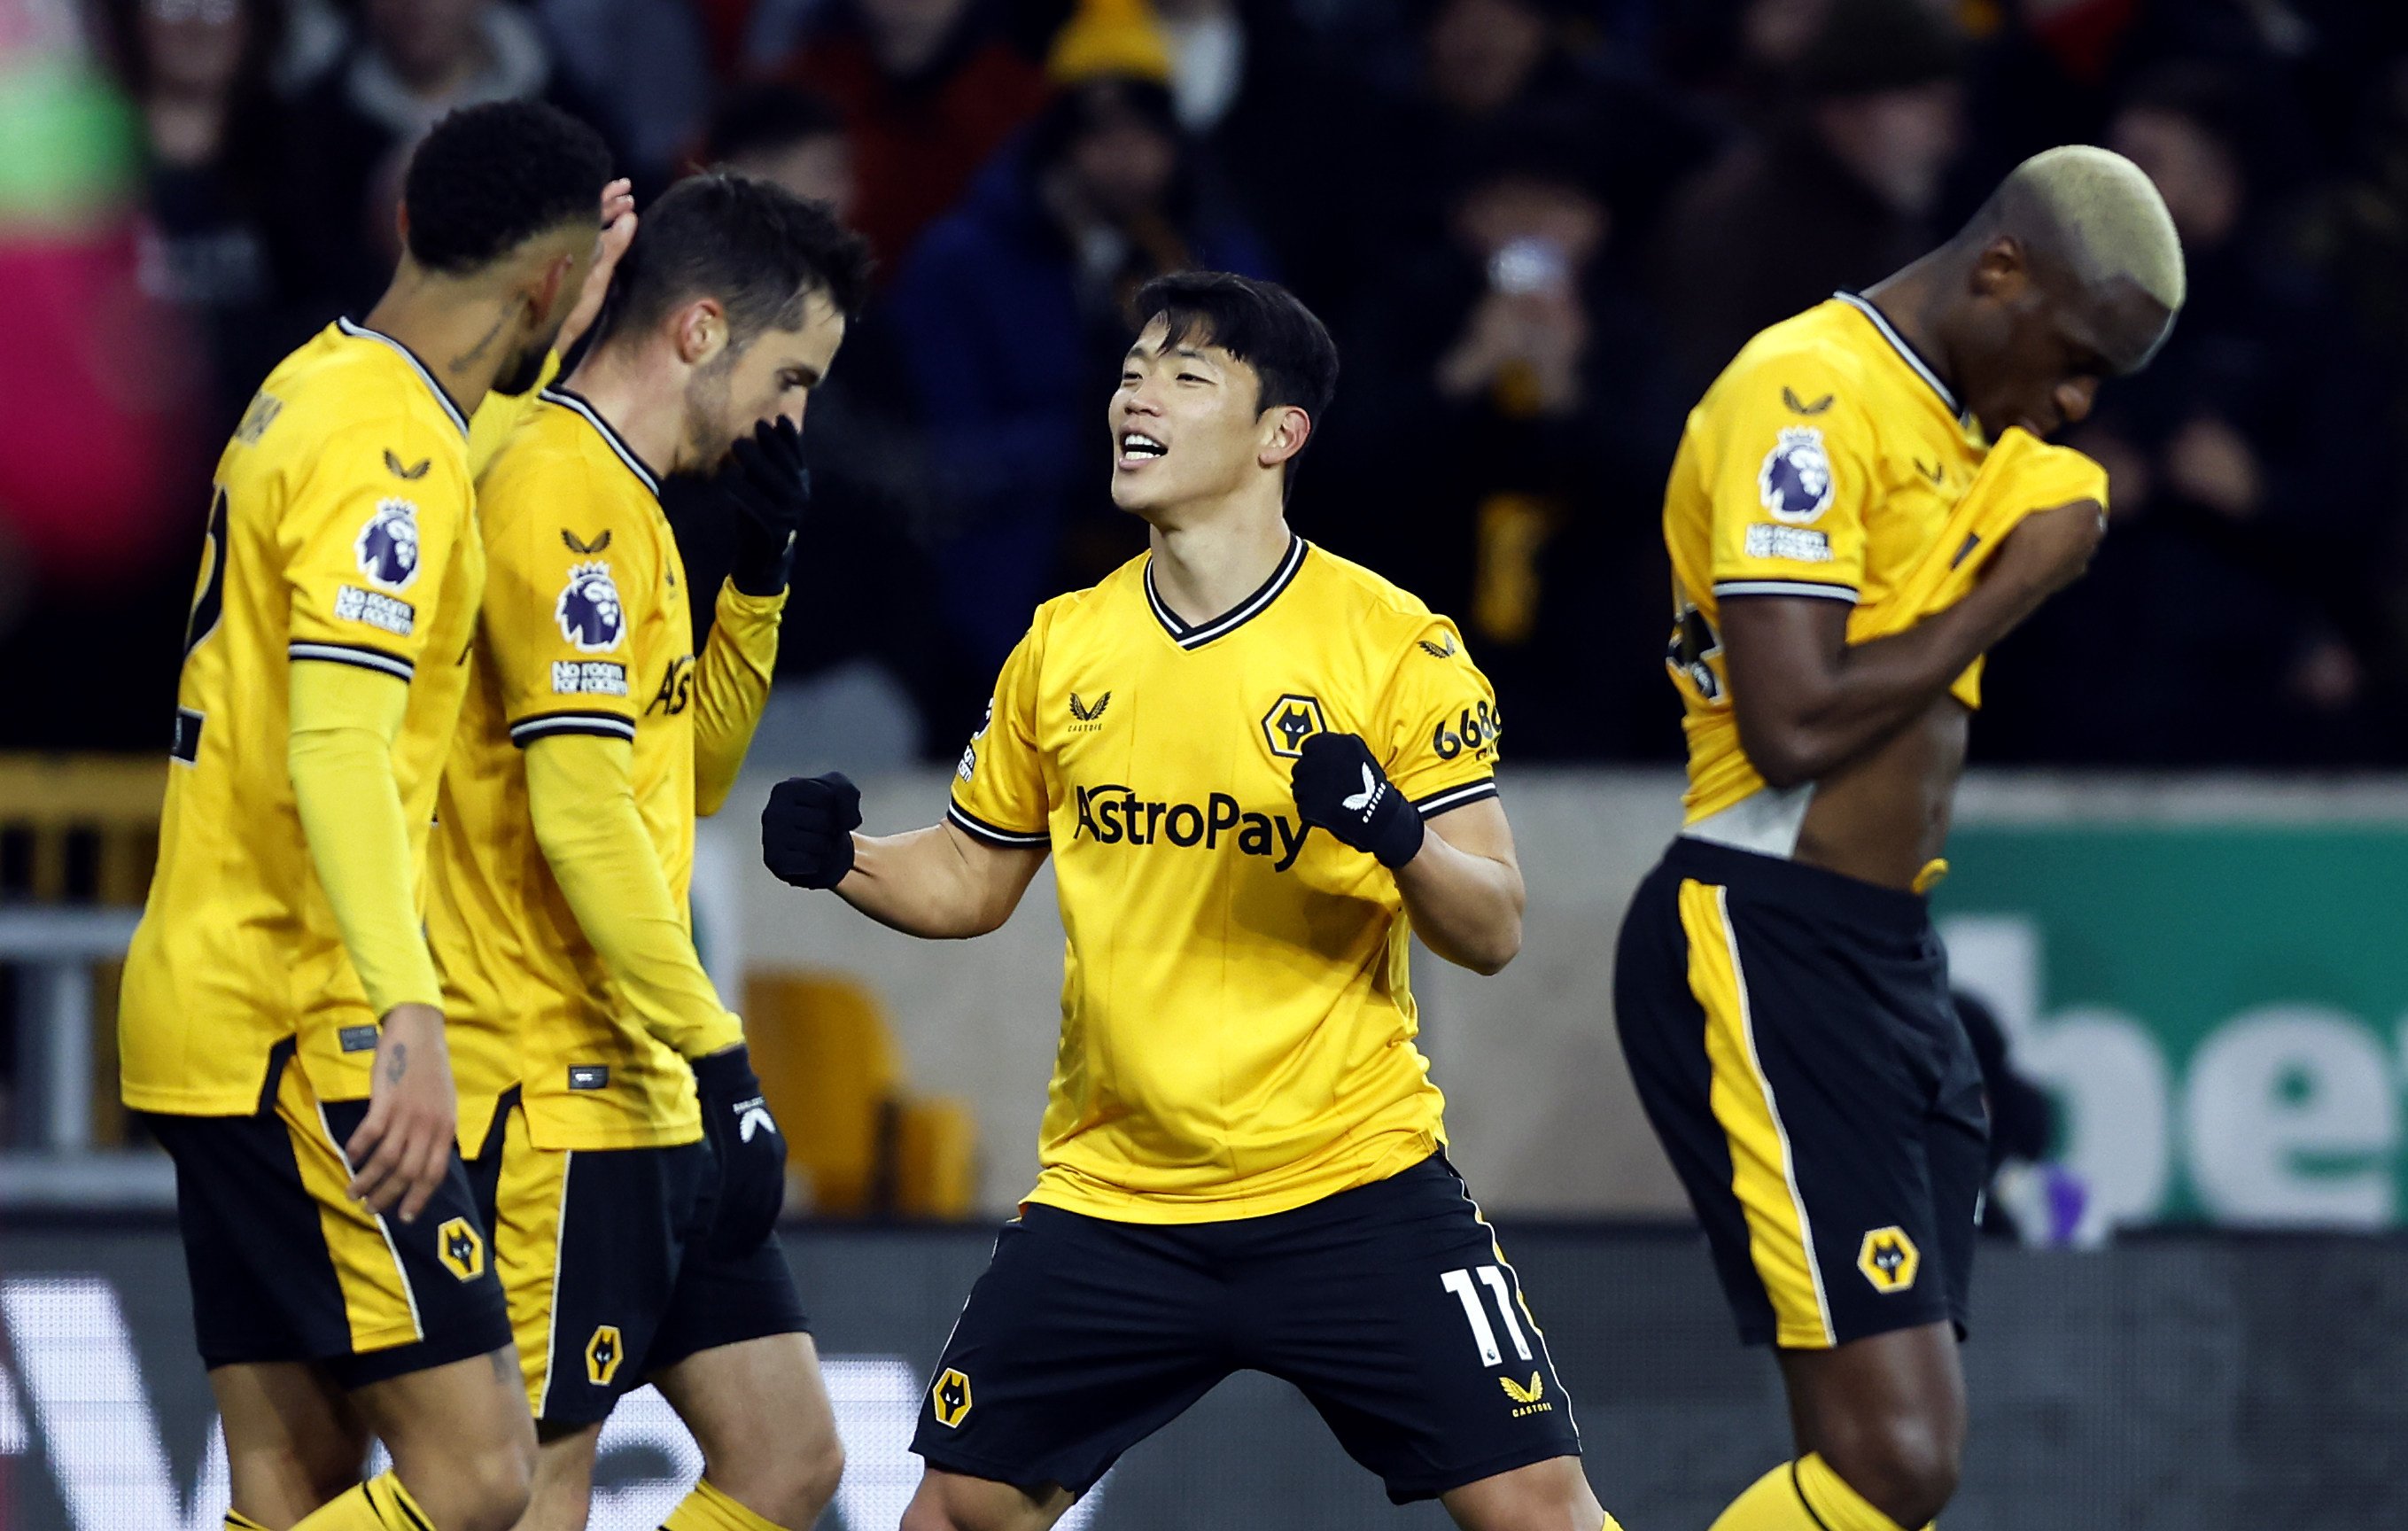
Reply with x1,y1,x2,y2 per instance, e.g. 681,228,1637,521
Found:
945,619,1052,849
1374,616,1504,819
480,457,653,749
1701,355,1877,606
280,416,469,680
525,732,744,1060
691,579,788,817
287,660,441,1017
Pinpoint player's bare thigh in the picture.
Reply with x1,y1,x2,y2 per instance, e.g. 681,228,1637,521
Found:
899,1466,1081,1531
1440,1453,1611,1531
650,1332,846,1527
210,1362,372,1527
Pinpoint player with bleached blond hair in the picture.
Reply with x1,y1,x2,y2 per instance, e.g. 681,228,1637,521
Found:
1614,144,2184,1531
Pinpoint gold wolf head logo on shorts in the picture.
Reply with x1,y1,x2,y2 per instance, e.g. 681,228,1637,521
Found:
436,1217,484,1281
932,1367,973,1427
586,1325,625,1387
1856,1226,1920,1293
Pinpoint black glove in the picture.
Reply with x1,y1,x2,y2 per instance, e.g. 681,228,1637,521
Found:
690,1044,788,1257
1291,732,1424,868
762,772,863,889
714,416,811,595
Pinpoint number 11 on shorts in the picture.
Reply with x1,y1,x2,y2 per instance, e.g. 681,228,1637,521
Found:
1441,1265,1532,1366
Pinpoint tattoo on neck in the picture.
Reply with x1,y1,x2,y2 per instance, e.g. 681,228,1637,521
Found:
450,311,508,370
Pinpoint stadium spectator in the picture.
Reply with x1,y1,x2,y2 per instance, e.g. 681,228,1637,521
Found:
1984,64,2394,764
113,0,297,438
1321,117,1682,758
777,0,1050,269
535,0,714,189
272,0,579,317
671,84,948,742
0,6,192,603
885,4,1272,683
703,81,858,218
1649,0,1967,393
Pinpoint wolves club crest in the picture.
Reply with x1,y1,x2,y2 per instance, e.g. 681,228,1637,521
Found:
1758,427,1835,523
354,498,421,590
555,561,626,652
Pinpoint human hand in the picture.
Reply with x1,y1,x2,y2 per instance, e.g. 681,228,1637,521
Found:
344,1003,458,1224
716,416,812,596
1988,498,2107,602
556,177,638,359
691,1044,788,1257
762,772,862,889
1292,732,1424,869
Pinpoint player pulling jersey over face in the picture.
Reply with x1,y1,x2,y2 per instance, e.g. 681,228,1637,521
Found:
763,273,1624,1531
1615,147,2184,1531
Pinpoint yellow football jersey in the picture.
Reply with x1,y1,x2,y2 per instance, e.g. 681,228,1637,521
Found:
121,319,484,1115
951,539,1504,1223
464,350,562,475
431,387,776,1154
1662,293,1991,825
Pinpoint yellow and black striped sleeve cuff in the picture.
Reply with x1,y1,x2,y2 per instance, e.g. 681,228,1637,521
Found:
289,640,414,682
945,800,1050,850
509,709,638,748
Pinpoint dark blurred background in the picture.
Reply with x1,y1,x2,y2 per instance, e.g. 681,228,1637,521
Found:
4,0,2406,769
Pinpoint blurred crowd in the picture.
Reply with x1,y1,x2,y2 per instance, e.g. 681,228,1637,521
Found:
4,0,2407,766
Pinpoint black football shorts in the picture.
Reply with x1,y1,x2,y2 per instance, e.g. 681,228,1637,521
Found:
911,1154,1581,1504
466,1090,810,1428
144,1040,512,1388
1614,835,1985,1349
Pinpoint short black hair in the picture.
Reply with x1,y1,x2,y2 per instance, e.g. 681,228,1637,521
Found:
703,82,848,166
403,101,614,274
1132,272,1340,481
591,171,874,354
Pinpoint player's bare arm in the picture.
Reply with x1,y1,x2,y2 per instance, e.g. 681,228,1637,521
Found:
1289,729,1522,975
1721,494,2103,789
762,773,1049,937
1393,799,1524,975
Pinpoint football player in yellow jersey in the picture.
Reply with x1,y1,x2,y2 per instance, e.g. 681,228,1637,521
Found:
120,96,621,1531
762,273,1624,1531
118,102,617,1531
429,174,871,1531
1613,147,2186,1531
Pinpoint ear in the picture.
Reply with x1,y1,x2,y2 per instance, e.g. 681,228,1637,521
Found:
525,252,575,323
1969,234,2028,300
1258,405,1312,470
671,296,728,367
393,201,410,248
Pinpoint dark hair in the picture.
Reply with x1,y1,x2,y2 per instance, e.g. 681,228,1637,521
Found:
1132,272,1340,482
590,171,874,353
703,82,848,166
403,101,614,274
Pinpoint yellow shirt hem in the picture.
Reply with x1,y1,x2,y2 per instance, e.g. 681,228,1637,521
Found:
1021,1129,1442,1224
